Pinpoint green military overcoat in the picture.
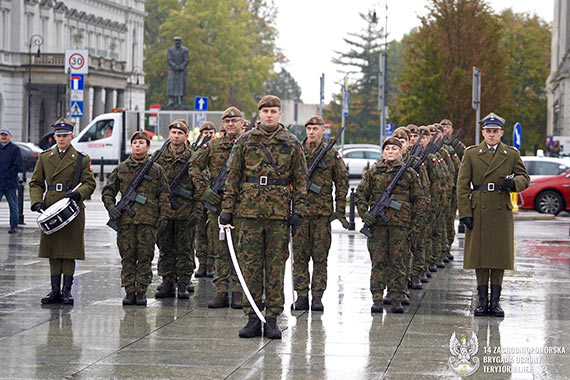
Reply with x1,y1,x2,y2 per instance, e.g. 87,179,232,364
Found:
29,145,96,260
456,142,529,270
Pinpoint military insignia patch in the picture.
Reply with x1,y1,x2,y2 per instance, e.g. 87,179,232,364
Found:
89,164,93,172
336,154,341,159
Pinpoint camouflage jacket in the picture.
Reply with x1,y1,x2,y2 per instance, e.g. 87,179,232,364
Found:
356,158,427,228
190,135,237,207
102,155,170,225
303,139,349,216
222,124,308,220
153,143,197,219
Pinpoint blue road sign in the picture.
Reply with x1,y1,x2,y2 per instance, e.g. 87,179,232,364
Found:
69,101,84,117
194,96,208,111
70,73,84,90
342,92,349,117
385,122,393,137
513,122,522,149
193,112,207,128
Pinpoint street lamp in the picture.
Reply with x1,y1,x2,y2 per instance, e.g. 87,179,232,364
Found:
26,34,44,143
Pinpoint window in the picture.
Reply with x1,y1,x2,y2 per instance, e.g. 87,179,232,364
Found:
365,151,381,159
78,120,114,142
533,161,566,176
344,151,365,159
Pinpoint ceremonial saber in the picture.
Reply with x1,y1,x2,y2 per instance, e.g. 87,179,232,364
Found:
220,221,266,324
289,229,296,310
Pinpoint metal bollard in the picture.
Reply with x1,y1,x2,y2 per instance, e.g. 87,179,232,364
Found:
17,174,25,225
348,188,355,230
99,156,105,183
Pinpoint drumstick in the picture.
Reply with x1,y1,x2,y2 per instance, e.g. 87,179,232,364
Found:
39,182,83,214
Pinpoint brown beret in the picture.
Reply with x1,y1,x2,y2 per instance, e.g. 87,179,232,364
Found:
168,119,189,133
131,130,150,144
440,119,453,126
199,121,216,132
393,127,410,141
257,95,281,110
427,125,438,133
222,106,242,119
434,123,444,132
305,115,325,127
382,137,403,150
418,126,431,136
406,124,419,135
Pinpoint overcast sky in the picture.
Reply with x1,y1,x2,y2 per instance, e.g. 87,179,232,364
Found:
274,0,554,104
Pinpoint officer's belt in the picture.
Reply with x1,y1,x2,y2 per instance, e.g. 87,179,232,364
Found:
246,176,289,186
47,184,71,191
472,183,509,192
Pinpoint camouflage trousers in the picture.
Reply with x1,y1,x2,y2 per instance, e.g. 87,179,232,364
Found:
292,215,331,297
236,217,289,318
412,223,428,277
429,208,445,263
157,219,195,285
208,212,241,293
195,211,214,265
367,224,409,303
117,224,157,293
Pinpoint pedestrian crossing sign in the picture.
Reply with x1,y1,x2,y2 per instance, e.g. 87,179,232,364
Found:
70,101,84,117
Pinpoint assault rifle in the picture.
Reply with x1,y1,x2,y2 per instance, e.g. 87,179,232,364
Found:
306,125,345,193
360,145,423,238
204,153,231,213
405,129,425,164
412,131,445,171
107,139,170,231
244,115,258,132
192,133,212,151
446,128,465,154
169,150,200,211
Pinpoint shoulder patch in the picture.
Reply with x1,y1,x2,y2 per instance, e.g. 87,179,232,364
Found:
336,153,341,160
507,145,519,151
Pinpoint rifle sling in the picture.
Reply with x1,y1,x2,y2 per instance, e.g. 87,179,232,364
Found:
259,142,281,176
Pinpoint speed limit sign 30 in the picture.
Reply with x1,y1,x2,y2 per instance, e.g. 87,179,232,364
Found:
65,49,89,74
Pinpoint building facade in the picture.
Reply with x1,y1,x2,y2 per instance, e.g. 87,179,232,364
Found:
0,0,145,143
547,0,570,138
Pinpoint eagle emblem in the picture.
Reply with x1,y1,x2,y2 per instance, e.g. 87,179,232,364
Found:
448,331,480,376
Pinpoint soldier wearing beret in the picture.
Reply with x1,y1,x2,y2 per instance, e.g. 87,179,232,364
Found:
153,120,201,299
292,115,349,312
356,137,426,313
221,95,308,339
190,106,245,309
457,112,529,317
30,118,96,305
102,131,170,306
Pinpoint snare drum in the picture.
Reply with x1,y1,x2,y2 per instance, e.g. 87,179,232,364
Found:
37,198,80,235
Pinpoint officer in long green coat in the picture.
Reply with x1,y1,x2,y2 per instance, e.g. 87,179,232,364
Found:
457,112,529,317
293,115,349,312
29,118,96,305
221,95,308,339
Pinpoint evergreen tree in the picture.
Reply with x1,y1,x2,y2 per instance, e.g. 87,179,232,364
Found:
265,68,302,101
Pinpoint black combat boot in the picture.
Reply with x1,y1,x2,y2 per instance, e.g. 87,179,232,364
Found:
264,317,282,339
208,292,229,308
41,274,62,304
474,285,488,316
436,260,446,268
489,285,504,317
391,300,404,314
371,300,383,313
419,273,429,283
294,295,309,310
382,291,392,305
239,317,262,338
122,291,136,305
411,276,423,290
401,293,410,306
186,283,195,292
177,284,190,299
61,275,74,305
136,290,147,306
155,281,175,298
446,252,455,261
206,264,215,277
195,264,207,278
442,255,450,263
429,263,438,272
311,296,324,312
425,270,432,278
231,292,243,309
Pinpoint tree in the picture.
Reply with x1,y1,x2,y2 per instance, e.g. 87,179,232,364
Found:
265,68,302,101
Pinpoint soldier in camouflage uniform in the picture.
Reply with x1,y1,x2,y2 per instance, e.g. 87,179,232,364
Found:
154,120,201,299
190,107,245,309
221,95,308,339
194,121,217,278
102,131,170,306
356,137,426,313
293,115,349,312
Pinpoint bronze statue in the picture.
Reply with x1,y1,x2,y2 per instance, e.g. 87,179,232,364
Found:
167,36,189,106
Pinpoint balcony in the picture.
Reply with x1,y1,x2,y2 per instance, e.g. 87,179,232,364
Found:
21,53,127,74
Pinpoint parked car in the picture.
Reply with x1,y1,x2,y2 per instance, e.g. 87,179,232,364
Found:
337,144,382,178
520,156,570,181
518,170,570,214
14,142,43,172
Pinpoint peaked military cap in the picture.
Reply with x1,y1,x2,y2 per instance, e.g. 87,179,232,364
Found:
393,127,410,141
257,95,281,110
305,115,325,127
382,137,403,150
51,117,75,135
480,112,505,129
131,130,150,144
222,106,242,119
440,119,453,126
168,119,189,133
173,36,182,41
199,121,216,132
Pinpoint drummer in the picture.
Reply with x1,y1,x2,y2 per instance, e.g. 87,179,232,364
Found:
29,118,96,305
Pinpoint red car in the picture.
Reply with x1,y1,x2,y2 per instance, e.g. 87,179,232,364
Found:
518,170,570,214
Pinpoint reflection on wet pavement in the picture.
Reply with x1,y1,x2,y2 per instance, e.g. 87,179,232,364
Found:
0,217,569,379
